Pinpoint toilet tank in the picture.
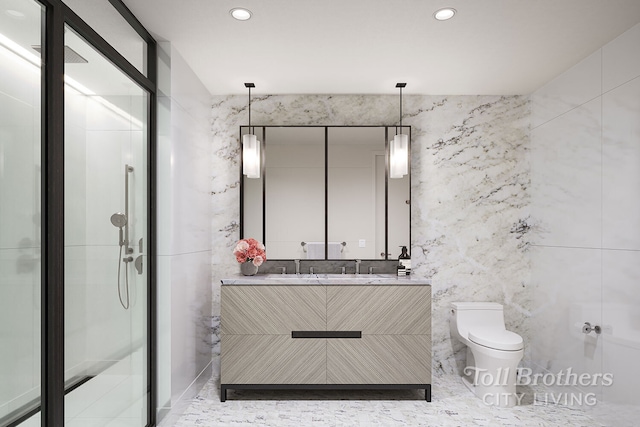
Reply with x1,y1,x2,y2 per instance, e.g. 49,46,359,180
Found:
451,302,506,340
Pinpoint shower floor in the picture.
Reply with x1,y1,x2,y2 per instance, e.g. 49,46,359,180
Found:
19,351,146,427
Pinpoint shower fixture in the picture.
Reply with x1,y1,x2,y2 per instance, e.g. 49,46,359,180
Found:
111,164,137,310
110,212,127,246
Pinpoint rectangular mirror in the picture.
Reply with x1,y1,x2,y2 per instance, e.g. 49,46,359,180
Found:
241,126,410,260
266,127,325,259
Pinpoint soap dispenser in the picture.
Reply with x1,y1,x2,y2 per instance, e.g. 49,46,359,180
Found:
398,246,411,275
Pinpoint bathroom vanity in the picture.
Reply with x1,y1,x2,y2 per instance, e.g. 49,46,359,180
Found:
220,274,431,401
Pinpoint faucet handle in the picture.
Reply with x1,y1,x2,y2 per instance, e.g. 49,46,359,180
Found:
279,266,286,274
368,266,376,274
340,266,346,274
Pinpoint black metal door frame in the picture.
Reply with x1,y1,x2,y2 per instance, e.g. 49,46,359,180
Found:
36,1,157,426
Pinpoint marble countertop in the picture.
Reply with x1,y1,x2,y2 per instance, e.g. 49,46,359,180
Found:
221,274,431,286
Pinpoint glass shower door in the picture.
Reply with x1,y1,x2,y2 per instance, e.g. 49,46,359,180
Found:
0,0,43,424
63,26,148,426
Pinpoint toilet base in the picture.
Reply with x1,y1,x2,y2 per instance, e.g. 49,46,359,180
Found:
462,346,523,407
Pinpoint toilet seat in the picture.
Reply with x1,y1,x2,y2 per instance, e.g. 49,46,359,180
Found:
468,327,523,351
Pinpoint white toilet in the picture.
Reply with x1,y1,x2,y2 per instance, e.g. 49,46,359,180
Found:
450,302,524,407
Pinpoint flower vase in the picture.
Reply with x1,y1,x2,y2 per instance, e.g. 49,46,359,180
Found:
241,261,259,276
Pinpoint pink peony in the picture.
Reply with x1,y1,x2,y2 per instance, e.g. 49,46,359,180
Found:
235,240,249,252
233,238,266,264
247,247,259,258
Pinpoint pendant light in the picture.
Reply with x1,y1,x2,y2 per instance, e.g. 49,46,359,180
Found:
243,83,261,179
390,83,408,179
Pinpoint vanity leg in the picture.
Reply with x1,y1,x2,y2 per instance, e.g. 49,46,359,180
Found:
220,385,227,402
425,385,431,402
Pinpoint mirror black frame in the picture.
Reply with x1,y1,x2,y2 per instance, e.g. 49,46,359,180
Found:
240,125,411,261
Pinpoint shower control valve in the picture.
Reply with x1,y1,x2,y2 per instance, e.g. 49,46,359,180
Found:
582,322,601,335
123,256,133,263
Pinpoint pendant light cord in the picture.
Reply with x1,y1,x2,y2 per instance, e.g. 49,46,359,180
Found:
399,85,403,129
248,85,252,133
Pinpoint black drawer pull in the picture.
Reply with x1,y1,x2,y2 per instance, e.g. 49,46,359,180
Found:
292,331,361,339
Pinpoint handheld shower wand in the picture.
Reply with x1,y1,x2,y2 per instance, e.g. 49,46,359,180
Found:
110,212,127,246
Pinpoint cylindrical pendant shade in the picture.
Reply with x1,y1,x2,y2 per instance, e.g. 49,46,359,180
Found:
243,133,261,178
390,133,408,179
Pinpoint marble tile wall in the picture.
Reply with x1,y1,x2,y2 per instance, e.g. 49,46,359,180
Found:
156,44,213,419
210,93,531,375
530,22,640,414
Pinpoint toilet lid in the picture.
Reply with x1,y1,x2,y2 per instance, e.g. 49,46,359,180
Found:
468,328,523,351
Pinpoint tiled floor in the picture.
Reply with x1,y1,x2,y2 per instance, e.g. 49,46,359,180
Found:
169,374,638,427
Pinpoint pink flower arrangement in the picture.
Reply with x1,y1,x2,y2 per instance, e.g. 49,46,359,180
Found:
233,238,266,267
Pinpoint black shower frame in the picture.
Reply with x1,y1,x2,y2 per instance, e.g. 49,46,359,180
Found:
34,1,158,426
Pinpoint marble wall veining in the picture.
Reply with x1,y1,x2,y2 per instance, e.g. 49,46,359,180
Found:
210,94,531,375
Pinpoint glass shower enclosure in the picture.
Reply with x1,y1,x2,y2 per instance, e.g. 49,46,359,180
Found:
0,0,153,425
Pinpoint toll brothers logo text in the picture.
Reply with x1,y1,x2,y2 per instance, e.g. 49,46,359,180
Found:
464,367,613,406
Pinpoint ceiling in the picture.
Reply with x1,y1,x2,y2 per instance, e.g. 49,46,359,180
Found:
123,0,640,95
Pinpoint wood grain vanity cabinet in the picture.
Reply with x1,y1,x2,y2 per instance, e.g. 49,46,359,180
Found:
220,279,431,401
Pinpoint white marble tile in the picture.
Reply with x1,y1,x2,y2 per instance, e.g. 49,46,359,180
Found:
156,96,173,257
530,97,602,248
83,129,133,246
602,76,640,250
85,96,136,131
155,46,214,416
0,249,40,413
169,46,212,125
170,251,213,402
531,50,601,129
156,255,173,410
0,123,39,249
603,23,640,93
169,99,212,255
601,249,640,407
170,374,612,427
528,246,602,379
0,44,40,110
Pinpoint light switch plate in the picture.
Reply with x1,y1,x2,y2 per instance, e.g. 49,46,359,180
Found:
359,239,366,247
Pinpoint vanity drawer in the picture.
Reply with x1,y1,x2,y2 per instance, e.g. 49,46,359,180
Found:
221,335,326,384
327,286,430,334
326,335,431,384
221,285,326,334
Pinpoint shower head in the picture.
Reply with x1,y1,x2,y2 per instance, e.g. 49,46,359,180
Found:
110,212,127,228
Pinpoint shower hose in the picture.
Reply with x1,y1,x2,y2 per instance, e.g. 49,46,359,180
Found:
117,244,130,310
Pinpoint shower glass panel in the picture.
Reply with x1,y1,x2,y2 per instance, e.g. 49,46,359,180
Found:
0,0,43,424
63,26,148,426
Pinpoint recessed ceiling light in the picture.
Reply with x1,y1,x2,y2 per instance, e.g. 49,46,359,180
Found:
230,8,252,21
5,9,26,19
434,8,456,21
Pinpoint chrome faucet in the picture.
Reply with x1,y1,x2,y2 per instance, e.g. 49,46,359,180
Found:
355,259,361,274
309,266,314,274
340,266,346,274
368,266,376,274
279,266,286,274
